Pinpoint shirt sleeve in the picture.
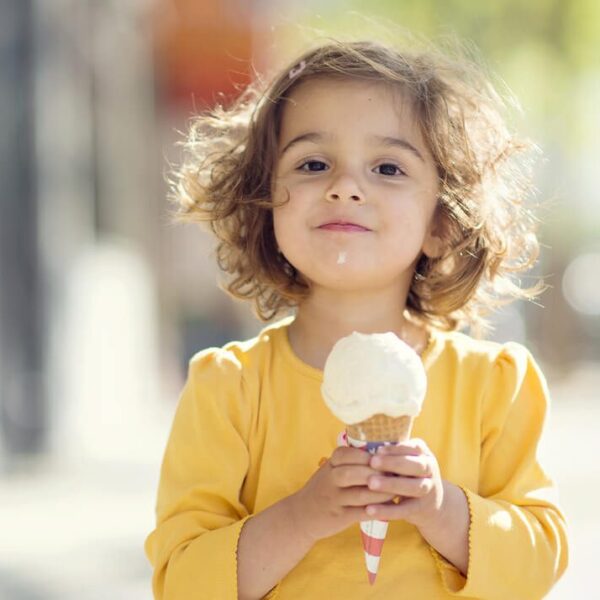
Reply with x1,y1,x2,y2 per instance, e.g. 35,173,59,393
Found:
144,347,254,600
432,342,569,599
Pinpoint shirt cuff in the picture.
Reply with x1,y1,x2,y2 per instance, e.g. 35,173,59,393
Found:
429,484,472,594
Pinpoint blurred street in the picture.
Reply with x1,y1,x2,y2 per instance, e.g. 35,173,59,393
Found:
0,364,597,600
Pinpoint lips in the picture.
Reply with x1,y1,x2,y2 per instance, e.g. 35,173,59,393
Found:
318,221,371,232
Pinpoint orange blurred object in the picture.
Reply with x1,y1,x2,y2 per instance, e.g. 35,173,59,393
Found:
153,0,256,109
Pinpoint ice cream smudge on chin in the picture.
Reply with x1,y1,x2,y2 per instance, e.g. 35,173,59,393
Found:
337,251,347,265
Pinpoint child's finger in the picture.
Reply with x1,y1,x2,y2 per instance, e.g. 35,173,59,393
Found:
330,465,381,488
329,446,372,467
342,506,375,522
367,474,433,498
365,497,422,520
339,486,397,507
370,453,432,478
377,438,430,456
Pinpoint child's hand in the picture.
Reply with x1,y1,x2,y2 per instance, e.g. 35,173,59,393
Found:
364,439,446,533
288,446,397,544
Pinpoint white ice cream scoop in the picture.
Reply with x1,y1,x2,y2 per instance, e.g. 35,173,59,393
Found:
321,331,427,425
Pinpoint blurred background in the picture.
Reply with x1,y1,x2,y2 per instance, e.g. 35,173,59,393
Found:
0,0,598,598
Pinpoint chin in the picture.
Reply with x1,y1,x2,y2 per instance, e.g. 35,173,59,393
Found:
304,266,397,293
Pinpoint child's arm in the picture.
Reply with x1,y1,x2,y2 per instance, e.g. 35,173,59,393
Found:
145,349,254,600
145,349,394,600
369,343,569,599
459,343,569,598
236,495,314,600
237,446,394,599
452,343,569,597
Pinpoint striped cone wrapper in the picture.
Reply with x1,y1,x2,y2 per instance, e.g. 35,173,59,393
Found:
340,414,414,585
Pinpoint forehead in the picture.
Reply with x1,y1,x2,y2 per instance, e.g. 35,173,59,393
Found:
278,77,422,143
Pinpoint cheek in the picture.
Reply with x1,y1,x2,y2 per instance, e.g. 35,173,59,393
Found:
272,183,311,239
379,211,416,247
272,204,304,257
384,201,430,238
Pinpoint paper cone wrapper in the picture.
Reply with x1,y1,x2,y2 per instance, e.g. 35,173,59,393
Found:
346,414,414,585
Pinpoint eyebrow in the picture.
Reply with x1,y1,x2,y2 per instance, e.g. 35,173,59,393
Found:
370,134,425,162
279,132,330,157
279,131,425,162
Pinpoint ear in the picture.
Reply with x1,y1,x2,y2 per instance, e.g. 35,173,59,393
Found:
422,204,445,259
422,231,444,259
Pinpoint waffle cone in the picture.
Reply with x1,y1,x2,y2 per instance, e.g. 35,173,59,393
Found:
346,413,413,443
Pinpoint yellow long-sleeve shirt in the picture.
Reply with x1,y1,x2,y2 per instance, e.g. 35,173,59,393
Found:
145,317,568,599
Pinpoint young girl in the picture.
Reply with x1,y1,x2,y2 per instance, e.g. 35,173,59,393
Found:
145,38,569,599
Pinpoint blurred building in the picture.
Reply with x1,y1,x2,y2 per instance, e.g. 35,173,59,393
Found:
0,0,270,466
0,0,44,457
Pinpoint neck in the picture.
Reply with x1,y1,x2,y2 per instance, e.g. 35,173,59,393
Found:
287,286,428,370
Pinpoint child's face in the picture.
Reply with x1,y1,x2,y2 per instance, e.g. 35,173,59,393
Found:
272,77,442,297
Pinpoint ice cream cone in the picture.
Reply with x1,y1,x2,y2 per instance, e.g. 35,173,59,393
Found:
346,413,414,443
346,414,414,585
321,331,427,585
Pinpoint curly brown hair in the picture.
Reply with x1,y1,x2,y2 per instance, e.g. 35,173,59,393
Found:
172,37,544,332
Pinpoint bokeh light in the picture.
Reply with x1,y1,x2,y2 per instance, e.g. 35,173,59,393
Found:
562,252,600,316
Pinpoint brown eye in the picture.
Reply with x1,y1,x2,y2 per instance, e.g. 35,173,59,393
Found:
298,160,328,172
375,163,405,176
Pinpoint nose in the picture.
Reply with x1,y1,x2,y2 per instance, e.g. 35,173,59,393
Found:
325,174,365,204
